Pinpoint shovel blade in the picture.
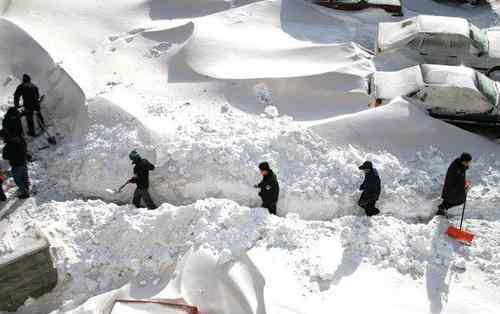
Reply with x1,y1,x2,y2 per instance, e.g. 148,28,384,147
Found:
447,226,474,246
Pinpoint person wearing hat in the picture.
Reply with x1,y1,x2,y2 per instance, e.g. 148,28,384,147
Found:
2,107,24,140
358,161,381,217
255,162,280,215
14,74,41,137
128,150,157,210
0,129,30,199
437,153,472,217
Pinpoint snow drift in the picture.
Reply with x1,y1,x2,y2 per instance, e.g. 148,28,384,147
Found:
1,0,500,313
0,18,85,137
183,0,375,79
67,249,266,314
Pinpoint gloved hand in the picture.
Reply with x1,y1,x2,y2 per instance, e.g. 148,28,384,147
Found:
465,180,472,191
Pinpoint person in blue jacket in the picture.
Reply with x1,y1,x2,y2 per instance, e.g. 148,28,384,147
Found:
358,161,381,217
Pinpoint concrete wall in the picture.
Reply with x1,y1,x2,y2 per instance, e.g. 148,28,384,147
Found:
0,238,58,312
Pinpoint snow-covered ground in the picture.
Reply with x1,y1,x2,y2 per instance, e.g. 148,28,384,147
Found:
1,0,500,313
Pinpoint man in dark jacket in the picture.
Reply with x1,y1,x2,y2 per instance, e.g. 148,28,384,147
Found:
358,161,381,217
0,130,30,199
2,107,24,139
255,162,279,215
128,150,157,210
14,74,41,137
437,153,472,217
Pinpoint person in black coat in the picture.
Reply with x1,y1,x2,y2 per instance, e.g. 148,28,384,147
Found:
358,161,381,217
255,162,279,215
14,74,42,137
2,107,24,139
0,130,30,199
128,150,157,210
437,153,472,217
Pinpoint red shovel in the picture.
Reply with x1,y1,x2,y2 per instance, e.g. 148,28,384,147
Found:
446,199,474,246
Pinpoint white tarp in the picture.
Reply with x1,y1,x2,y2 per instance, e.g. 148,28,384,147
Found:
377,15,470,51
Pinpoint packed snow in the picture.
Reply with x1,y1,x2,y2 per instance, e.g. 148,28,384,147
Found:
0,0,500,314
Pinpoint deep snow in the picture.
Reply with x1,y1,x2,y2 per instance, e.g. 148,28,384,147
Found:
0,0,500,314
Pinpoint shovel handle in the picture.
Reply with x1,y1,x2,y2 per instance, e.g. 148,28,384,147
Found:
459,197,467,230
117,181,129,193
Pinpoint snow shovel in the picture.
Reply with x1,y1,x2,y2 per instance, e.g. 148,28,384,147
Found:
106,181,129,195
37,95,57,145
446,199,475,246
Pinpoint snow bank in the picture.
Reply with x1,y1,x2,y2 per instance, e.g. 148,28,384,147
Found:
0,18,85,136
8,199,500,313
67,248,266,314
11,198,268,314
311,97,497,155
183,0,375,79
250,214,500,314
52,96,500,220
53,97,157,199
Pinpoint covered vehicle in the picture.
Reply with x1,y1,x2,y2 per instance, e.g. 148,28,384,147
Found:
376,15,500,78
313,0,403,15
433,0,484,5
372,64,500,131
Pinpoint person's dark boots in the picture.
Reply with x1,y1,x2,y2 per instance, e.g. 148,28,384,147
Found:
366,208,380,217
436,208,448,218
18,194,29,199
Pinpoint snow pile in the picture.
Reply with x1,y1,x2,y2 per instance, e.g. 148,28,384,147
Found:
10,198,268,314
7,198,500,314
50,97,500,220
1,0,500,313
0,17,85,137
66,248,267,314
183,0,374,79
53,97,157,198
252,214,500,313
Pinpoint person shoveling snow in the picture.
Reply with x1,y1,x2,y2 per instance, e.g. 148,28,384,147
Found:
14,74,43,137
128,150,157,210
436,153,472,218
255,162,279,215
358,161,381,217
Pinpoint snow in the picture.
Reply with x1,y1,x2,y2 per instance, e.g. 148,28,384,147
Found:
0,0,500,314
183,1,374,79
374,65,480,100
377,15,471,51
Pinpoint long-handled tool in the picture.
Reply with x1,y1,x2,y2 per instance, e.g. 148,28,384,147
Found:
446,198,475,246
106,181,129,195
36,95,57,145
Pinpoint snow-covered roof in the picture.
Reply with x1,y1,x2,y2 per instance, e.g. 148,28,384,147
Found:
378,15,470,51
375,64,478,99
487,28,500,58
